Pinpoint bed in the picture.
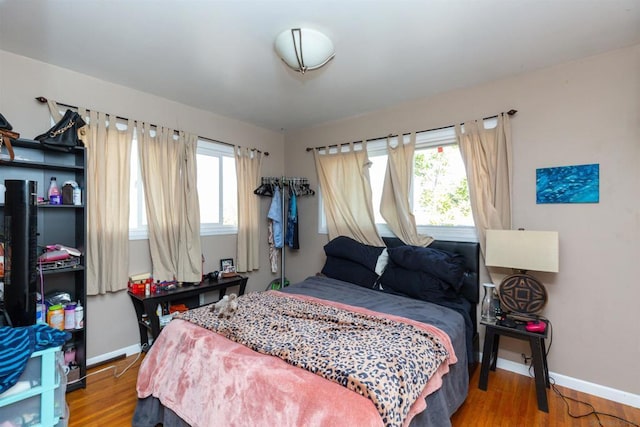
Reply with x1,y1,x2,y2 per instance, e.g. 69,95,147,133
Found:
132,238,480,427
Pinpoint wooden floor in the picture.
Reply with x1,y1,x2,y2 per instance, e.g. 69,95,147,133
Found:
66,353,640,426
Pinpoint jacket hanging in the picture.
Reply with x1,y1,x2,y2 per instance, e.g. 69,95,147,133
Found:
267,186,283,272
286,191,299,249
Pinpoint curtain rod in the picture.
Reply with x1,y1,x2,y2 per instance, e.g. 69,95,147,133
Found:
305,109,517,152
35,96,269,156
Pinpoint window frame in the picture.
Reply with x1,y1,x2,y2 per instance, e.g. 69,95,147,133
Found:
129,137,148,240
129,138,238,240
317,125,480,243
198,140,238,236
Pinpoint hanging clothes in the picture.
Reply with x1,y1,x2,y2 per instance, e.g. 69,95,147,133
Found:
268,186,283,248
267,220,279,273
258,177,313,277
286,191,299,249
267,186,283,273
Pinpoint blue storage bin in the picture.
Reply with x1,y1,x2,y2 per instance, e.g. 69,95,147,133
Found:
0,346,67,426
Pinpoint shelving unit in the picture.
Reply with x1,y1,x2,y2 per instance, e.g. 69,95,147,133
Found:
0,138,87,391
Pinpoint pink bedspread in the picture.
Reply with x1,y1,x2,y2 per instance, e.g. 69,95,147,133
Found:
136,294,456,427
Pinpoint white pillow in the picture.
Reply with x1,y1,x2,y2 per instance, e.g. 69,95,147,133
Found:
374,248,389,276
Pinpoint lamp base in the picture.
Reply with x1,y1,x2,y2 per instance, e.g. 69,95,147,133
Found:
498,273,547,314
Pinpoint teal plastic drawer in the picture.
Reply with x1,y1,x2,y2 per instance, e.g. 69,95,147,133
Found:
0,346,66,426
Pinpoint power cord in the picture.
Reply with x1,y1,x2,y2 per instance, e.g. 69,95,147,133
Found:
549,377,638,427
67,347,145,385
523,318,638,427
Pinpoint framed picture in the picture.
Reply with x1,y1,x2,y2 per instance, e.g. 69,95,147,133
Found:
536,163,599,204
220,258,235,273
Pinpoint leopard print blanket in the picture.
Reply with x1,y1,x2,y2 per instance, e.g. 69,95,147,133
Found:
176,291,449,427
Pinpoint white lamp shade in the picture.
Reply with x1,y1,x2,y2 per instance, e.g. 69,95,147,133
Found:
274,28,335,72
485,229,559,273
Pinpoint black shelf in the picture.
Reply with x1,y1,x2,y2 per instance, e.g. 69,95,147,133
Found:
1,137,87,391
38,204,85,208
0,158,84,172
10,138,85,152
0,204,85,209
41,266,85,276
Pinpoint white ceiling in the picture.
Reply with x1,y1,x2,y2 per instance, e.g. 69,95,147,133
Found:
1,0,639,132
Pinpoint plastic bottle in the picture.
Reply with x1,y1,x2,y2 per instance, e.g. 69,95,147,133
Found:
47,304,64,330
36,303,45,324
64,303,76,329
74,301,84,329
72,186,82,205
48,176,61,205
35,293,45,324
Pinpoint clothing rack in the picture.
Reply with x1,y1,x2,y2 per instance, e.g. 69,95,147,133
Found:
255,176,314,289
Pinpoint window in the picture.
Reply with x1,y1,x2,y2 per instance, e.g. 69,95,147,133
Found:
197,141,238,235
129,138,148,239
129,137,237,240
319,124,482,242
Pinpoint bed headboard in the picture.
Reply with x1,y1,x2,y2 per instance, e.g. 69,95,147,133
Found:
382,237,481,351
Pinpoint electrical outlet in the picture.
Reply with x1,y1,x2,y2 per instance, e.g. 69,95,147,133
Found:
521,353,532,364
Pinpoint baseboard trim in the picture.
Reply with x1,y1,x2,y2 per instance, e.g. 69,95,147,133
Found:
485,354,640,409
87,352,126,369
87,343,142,367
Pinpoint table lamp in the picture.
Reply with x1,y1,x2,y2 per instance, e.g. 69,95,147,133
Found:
485,229,559,315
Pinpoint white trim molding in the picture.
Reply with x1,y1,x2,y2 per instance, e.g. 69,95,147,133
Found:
482,354,640,409
86,343,142,367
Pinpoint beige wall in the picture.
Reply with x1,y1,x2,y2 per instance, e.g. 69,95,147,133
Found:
2,43,638,399
284,45,640,397
0,50,285,358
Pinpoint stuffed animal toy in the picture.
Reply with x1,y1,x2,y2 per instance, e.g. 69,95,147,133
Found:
211,293,238,319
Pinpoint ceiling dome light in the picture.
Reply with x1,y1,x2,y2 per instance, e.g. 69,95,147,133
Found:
274,28,335,74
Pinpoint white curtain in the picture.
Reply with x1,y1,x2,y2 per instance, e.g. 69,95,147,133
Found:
235,147,263,272
313,143,383,246
136,123,202,282
380,132,433,247
44,100,133,295
456,113,512,257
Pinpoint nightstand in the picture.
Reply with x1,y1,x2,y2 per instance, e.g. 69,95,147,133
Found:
478,319,550,412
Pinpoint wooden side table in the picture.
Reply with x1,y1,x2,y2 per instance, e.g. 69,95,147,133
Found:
478,319,550,412
128,275,248,349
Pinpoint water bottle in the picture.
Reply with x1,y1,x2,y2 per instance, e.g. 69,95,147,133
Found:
48,176,61,205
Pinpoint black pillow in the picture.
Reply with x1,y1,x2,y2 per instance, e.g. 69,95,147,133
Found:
321,256,379,289
379,262,459,303
387,245,465,292
323,236,384,271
